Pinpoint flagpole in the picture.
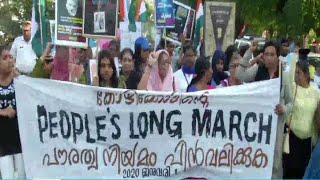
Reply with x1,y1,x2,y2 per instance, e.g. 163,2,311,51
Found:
38,0,43,52
164,16,167,49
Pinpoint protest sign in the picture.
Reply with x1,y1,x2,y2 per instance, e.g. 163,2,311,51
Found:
164,1,195,45
204,1,236,57
89,59,97,84
15,76,280,179
55,0,88,48
83,0,118,38
185,9,195,40
120,22,142,51
155,0,175,28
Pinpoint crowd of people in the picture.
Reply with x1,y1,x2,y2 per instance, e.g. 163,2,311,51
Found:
0,21,320,179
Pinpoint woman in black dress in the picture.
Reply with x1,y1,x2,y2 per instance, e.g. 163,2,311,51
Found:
0,48,25,178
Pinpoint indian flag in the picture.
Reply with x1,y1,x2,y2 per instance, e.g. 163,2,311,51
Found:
120,0,130,21
128,0,148,32
194,0,204,49
31,0,47,58
136,0,148,22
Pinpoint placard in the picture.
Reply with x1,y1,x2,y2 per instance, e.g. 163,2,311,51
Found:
120,22,142,51
55,0,88,48
83,0,119,38
164,1,195,45
204,1,236,57
155,0,175,28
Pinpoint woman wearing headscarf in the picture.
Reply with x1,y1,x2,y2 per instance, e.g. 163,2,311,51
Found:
93,49,119,88
236,41,280,82
138,50,179,92
118,48,141,89
211,50,229,86
50,45,69,81
237,41,284,179
0,54,25,178
276,59,320,179
187,57,214,92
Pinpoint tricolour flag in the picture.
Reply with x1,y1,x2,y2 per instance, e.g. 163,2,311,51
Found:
136,0,148,22
194,0,204,49
128,0,148,32
31,0,47,58
120,0,130,21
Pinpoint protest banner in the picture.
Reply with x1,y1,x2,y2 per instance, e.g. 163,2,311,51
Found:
83,0,119,38
164,1,195,45
15,76,280,179
55,0,88,48
204,1,236,57
155,0,175,28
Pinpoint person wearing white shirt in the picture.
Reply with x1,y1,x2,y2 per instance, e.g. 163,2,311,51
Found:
174,45,197,92
10,21,37,75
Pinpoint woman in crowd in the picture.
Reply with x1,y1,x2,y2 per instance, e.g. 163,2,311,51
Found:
50,45,69,81
211,50,229,86
0,54,25,179
118,48,141,89
94,49,119,88
187,57,214,92
276,60,320,179
224,45,238,72
238,41,286,179
138,50,179,92
1,46,20,78
134,37,151,76
220,52,242,87
303,101,320,179
236,41,280,82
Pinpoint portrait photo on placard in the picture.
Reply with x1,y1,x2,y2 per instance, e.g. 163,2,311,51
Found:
83,0,118,38
164,1,192,45
55,0,87,48
94,11,106,33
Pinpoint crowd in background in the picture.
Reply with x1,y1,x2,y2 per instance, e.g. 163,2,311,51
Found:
0,21,320,179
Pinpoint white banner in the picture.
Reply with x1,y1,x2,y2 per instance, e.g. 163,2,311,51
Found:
15,76,280,179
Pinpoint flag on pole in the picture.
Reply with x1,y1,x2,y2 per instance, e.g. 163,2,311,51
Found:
120,0,130,21
136,0,148,23
194,0,204,49
128,0,148,32
128,0,138,32
31,0,47,58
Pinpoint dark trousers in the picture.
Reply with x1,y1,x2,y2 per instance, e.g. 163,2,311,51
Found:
283,131,312,179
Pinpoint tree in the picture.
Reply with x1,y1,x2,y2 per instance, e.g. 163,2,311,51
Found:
0,0,54,46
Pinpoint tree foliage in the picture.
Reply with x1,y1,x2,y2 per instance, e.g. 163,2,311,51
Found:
0,0,54,46
1,0,320,46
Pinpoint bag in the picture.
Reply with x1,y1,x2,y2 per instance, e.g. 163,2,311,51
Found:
283,85,298,154
283,131,290,154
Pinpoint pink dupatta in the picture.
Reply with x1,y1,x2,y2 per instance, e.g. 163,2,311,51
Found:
147,50,179,92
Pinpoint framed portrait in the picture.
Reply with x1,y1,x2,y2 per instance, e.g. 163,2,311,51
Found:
55,0,88,48
163,1,194,45
83,0,119,38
